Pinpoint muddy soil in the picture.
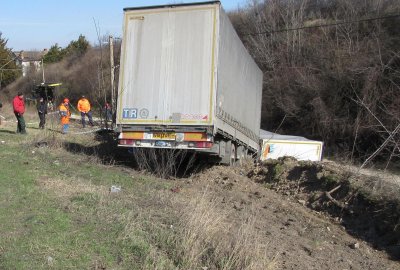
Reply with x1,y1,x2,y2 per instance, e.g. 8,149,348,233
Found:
178,160,400,270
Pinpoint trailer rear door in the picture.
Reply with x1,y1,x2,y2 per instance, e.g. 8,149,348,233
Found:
117,3,218,126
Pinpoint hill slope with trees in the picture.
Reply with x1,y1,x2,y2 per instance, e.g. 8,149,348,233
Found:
230,0,400,166
0,32,21,89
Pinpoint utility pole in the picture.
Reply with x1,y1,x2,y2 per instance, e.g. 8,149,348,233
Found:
41,58,45,83
109,35,115,127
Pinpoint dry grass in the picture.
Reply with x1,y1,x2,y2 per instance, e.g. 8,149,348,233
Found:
132,148,198,178
322,161,400,199
176,189,276,270
178,190,227,268
0,103,14,120
36,176,108,199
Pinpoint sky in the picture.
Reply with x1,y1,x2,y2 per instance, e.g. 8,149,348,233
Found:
1,0,248,51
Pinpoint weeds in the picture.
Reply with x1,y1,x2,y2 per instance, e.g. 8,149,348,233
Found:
132,148,199,178
175,189,274,270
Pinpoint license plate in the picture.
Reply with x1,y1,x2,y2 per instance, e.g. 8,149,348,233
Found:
153,132,176,140
155,141,171,147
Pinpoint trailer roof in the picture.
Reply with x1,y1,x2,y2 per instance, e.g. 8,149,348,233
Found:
123,1,220,11
260,129,314,142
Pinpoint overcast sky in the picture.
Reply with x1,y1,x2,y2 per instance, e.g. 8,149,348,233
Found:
1,0,248,51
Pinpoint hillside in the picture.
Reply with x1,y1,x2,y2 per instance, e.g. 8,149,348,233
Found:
230,0,400,164
0,113,399,269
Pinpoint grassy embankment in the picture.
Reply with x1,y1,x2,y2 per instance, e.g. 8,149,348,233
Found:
0,127,181,269
0,125,272,270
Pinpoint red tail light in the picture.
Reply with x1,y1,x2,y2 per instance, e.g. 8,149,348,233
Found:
195,142,213,148
120,139,134,145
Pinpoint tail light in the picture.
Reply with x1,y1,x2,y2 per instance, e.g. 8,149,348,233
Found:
195,142,213,148
120,139,134,145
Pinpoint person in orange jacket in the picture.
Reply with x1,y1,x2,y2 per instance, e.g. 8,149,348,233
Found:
77,95,94,128
59,98,71,134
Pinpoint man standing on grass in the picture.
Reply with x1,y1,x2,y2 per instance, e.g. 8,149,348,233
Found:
77,95,94,128
0,99,3,125
59,98,71,134
37,97,47,129
12,92,26,134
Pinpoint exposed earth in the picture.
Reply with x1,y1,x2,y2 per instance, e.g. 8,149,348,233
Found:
176,158,400,269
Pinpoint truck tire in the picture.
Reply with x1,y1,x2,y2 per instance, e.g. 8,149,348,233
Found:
229,141,237,166
220,140,236,166
237,145,245,165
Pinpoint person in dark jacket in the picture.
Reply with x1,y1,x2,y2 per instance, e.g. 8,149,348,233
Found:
0,100,2,125
37,97,48,129
104,102,112,122
12,92,26,134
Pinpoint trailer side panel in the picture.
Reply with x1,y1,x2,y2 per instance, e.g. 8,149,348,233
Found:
215,8,263,150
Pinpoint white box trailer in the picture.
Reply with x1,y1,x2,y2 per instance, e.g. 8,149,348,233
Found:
260,130,324,162
116,1,263,164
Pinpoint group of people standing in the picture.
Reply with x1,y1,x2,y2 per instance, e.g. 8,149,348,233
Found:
58,95,94,134
10,93,100,135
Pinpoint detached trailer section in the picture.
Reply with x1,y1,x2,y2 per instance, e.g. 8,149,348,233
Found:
117,1,263,164
260,130,324,162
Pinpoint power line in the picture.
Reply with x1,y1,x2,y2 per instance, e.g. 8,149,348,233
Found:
0,57,17,69
245,13,400,36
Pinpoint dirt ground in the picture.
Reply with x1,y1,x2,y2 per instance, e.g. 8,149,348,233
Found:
177,163,400,270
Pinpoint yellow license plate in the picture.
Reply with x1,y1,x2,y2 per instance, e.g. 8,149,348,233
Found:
153,132,176,140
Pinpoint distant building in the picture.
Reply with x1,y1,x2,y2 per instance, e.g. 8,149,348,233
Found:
13,49,48,77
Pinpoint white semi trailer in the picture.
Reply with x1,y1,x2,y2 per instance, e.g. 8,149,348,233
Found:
116,1,263,164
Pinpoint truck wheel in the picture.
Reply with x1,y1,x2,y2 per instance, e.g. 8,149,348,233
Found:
220,140,236,166
229,142,237,166
237,145,245,165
